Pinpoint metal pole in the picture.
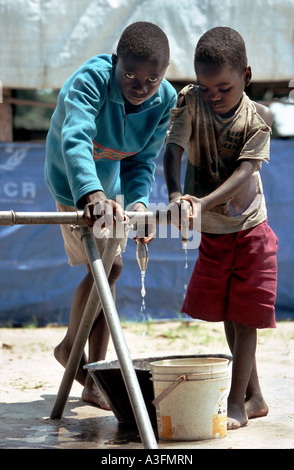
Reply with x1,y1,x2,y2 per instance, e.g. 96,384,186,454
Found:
50,282,101,419
79,226,158,449
0,210,87,226
0,210,160,226
50,232,120,420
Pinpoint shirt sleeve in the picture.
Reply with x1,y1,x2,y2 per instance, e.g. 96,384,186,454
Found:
166,86,194,150
61,67,106,207
237,102,272,165
166,105,192,151
238,128,271,164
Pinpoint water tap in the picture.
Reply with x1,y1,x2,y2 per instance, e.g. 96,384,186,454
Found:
136,241,149,273
180,200,191,245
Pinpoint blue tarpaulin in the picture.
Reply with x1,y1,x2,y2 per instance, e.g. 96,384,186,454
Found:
0,140,293,325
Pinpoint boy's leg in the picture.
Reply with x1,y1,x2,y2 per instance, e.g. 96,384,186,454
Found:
54,266,111,409
81,307,111,408
224,321,257,429
54,267,93,387
224,320,268,420
245,358,269,419
54,255,123,409
81,255,123,408
224,221,277,426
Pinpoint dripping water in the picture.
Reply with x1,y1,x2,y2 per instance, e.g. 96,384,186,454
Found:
183,242,188,269
140,270,146,316
141,270,146,298
140,270,147,343
183,243,188,327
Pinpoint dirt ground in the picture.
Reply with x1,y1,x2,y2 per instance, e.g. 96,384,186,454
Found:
1,320,294,451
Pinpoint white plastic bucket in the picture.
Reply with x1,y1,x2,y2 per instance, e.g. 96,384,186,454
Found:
150,357,229,441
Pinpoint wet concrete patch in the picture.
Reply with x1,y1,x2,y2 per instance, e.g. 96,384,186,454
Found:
0,394,145,449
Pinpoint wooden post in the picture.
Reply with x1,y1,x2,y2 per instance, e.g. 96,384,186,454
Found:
0,87,13,142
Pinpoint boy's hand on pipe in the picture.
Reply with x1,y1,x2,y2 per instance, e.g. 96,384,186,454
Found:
167,194,202,230
132,202,156,245
83,191,125,228
180,195,203,230
167,194,195,230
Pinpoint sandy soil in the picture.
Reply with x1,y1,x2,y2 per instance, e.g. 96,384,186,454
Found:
1,320,294,450
1,320,294,393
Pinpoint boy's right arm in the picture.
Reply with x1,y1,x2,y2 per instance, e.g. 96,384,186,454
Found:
163,143,185,202
164,143,188,229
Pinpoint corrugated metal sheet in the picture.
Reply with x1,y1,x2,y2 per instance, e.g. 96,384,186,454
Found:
0,0,293,88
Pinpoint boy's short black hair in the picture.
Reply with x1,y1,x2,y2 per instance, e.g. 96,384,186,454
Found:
194,27,248,75
117,22,170,66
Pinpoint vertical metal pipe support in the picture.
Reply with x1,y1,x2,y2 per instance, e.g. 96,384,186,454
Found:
50,229,120,420
79,227,158,450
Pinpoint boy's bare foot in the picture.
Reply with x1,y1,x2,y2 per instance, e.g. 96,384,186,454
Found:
81,381,111,410
227,403,248,430
245,395,269,419
54,342,88,386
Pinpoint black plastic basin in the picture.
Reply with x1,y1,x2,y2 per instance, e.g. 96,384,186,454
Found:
84,353,231,426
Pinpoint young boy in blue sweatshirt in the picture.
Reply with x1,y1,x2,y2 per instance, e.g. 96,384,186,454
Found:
45,22,176,408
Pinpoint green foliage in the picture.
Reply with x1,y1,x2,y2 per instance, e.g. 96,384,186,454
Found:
13,89,58,131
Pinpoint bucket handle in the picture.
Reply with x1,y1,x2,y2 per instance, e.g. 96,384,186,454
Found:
152,374,187,407
151,371,228,407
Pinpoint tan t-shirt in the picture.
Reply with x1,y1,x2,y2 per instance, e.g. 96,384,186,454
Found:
166,85,271,234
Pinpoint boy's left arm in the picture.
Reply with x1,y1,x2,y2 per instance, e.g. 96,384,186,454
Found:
188,159,260,213
184,103,274,215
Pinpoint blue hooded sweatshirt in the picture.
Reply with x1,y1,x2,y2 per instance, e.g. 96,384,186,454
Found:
45,54,177,209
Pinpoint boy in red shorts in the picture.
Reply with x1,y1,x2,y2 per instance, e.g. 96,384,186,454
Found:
164,27,278,429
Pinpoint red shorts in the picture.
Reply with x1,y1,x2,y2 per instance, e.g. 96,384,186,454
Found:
181,220,278,329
